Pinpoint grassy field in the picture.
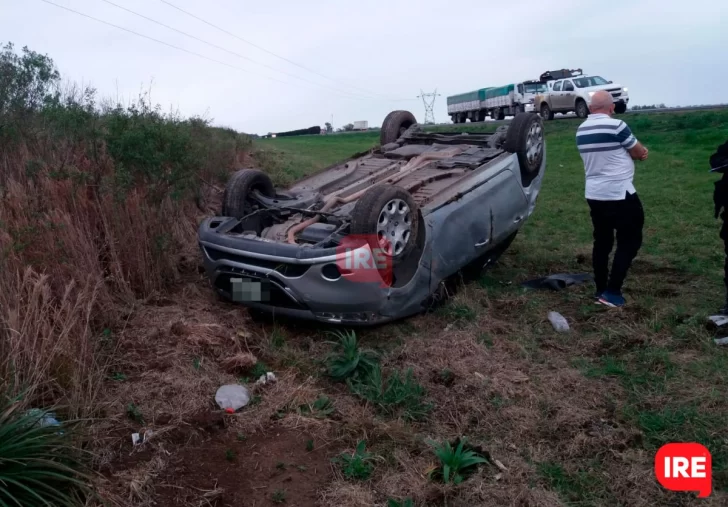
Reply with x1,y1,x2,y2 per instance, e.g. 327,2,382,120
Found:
242,110,728,505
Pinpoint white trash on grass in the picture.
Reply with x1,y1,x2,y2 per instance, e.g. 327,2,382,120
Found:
215,384,251,412
548,311,570,332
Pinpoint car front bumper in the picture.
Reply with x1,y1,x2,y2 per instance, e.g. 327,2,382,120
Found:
198,219,402,325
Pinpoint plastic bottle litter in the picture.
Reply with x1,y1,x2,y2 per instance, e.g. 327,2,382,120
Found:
215,384,251,412
548,311,570,332
25,409,61,427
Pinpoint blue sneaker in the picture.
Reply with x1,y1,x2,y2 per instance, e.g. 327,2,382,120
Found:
598,291,626,307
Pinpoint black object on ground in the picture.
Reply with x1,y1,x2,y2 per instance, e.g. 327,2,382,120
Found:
521,273,593,291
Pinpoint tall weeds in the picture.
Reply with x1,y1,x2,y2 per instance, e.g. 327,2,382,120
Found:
0,42,250,415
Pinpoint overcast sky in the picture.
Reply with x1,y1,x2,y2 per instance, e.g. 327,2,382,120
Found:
2,0,727,135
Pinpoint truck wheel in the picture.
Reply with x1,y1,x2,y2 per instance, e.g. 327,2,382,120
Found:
222,169,275,218
491,108,500,120
381,110,417,145
498,109,506,120
540,104,554,121
615,102,627,114
576,99,589,119
504,113,545,187
350,184,419,265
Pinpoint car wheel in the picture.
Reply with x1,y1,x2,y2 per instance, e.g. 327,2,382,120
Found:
381,110,417,145
614,102,627,114
222,169,275,218
350,184,419,265
504,113,545,187
576,99,589,118
540,103,554,121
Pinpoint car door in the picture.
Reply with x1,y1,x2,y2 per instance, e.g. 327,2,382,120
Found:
551,80,563,110
561,79,576,110
426,161,528,278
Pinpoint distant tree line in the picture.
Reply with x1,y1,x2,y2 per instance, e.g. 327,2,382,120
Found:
630,104,667,110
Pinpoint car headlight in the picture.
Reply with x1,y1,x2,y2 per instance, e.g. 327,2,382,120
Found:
623,87,628,92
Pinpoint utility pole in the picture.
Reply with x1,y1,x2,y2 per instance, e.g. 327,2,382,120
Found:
417,89,440,124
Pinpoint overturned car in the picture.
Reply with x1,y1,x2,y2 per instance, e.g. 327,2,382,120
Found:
198,110,546,325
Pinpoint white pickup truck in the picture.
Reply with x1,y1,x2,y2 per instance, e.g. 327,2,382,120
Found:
533,73,630,120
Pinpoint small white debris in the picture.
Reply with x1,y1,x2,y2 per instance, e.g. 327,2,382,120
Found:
131,433,141,445
548,311,570,332
495,473,503,481
474,372,485,381
494,459,508,472
708,315,728,327
255,372,278,386
714,337,728,346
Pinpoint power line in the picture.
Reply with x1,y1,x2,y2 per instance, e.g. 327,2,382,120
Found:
99,0,375,100
157,0,409,101
38,0,377,101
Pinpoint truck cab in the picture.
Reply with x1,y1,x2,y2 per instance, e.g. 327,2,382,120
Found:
515,80,549,113
534,70,630,120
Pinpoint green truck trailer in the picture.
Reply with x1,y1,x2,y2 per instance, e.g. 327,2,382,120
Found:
446,80,548,123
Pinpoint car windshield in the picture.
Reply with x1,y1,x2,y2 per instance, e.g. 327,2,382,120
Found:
573,76,610,88
524,83,548,93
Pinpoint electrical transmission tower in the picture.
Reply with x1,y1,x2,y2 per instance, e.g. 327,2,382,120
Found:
417,89,440,124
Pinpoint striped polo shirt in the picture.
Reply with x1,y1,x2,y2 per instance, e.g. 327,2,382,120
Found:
576,113,639,201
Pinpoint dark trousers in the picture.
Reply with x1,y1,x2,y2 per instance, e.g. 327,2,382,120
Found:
587,192,644,294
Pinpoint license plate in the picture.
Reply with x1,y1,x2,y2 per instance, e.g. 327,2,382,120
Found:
229,277,271,303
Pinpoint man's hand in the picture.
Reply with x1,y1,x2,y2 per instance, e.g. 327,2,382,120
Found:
629,142,648,161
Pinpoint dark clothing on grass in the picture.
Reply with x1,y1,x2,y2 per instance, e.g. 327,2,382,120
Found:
587,191,644,295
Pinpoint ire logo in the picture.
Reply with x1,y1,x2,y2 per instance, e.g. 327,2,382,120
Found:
335,234,393,287
654,443,712,498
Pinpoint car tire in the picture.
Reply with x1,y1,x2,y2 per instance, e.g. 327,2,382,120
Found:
576,99,589,118
222,169,275,218
540,103,554,121
350,184,419,265
380,110,417,145
615,102,627,114
504,113,545,187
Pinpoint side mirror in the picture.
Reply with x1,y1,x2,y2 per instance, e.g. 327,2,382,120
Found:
608,80,613,84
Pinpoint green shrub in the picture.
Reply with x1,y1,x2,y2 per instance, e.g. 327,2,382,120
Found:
332,440,375,480
348,364,431,421
428,438,488,485
325,329,378,382
0,398,89,506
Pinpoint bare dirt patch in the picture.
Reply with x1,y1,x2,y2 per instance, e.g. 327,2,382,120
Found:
154,425,334,507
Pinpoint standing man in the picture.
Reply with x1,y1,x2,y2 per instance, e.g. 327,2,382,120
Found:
576,90,649,307
711,140,728,314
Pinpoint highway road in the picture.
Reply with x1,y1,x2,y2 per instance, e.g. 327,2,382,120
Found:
434,103,728,127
